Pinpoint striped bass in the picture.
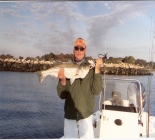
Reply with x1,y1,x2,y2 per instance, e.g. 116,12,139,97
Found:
35,60,95,85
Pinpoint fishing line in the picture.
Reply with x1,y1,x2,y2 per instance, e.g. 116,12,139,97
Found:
146,15,154,138
98,40,107,111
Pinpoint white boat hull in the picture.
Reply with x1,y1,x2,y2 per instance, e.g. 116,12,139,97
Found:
93,110,155,138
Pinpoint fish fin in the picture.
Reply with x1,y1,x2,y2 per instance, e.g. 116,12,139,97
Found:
39,76,44,83
35,71,44,84
70,78,75,85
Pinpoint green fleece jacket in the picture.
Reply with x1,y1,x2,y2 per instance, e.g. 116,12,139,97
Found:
57,59,102,120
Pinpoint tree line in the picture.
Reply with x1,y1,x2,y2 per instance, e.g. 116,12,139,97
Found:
107,56,155,69
0,53,155,69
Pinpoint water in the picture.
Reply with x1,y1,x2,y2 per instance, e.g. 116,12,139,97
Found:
0,71,155,138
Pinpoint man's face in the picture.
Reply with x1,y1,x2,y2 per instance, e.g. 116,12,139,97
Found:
74,46,86,61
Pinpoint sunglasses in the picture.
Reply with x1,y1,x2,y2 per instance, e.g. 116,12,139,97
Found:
74,46,85,51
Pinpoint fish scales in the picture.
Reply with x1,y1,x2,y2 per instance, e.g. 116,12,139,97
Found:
35,60,95,85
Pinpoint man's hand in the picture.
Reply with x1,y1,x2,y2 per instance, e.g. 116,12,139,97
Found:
58,68,66,85
95,58,103,73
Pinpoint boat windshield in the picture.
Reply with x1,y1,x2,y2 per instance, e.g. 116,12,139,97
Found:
103,78,145,113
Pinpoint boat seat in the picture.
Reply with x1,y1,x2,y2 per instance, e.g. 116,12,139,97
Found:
111,91,122,106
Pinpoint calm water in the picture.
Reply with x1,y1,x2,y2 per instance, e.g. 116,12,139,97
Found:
0,71,155,138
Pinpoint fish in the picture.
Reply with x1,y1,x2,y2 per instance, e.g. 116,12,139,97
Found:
35,60,95,85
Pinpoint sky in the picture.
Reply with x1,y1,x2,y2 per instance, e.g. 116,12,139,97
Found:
0,1,155,62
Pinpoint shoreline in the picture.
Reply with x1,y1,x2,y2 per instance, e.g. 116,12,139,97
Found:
0,58,153,75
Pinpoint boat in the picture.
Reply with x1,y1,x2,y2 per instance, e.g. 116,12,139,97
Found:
93,77,155,138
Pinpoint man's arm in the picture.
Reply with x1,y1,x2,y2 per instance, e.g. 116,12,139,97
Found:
92,58,103,95
57,68,68,99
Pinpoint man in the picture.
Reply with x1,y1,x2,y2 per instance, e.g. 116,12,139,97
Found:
57,38,102,138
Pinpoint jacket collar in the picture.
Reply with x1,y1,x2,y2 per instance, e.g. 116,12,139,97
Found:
73,56,86,65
